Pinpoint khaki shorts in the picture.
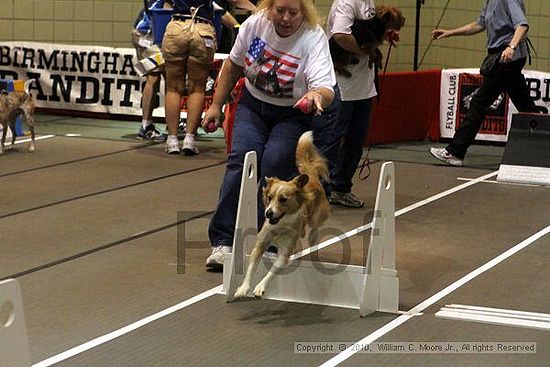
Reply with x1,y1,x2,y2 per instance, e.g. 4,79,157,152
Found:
161,20,216,64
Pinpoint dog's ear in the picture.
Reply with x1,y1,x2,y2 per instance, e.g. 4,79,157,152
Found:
377,5,405,30
263,177,274,201
264,176,275,188
294,174,309,189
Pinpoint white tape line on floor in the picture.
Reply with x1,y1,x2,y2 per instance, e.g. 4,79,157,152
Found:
32,286,223,367
34,169,499,366
14,135,55,144
319,224,550,367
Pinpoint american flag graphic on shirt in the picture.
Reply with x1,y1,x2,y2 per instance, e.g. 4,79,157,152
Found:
244,37,301,97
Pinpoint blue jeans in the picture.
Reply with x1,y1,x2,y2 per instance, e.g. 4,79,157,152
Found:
329,97,373,193
446,57,537,159
208,89,312,247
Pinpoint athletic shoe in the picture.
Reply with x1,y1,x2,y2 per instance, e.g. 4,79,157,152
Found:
328,191,364,208
262,251,278,260
182,136,199,156
429,147,463,167
165,138,180,154
206,245,232,268
137,124,164,141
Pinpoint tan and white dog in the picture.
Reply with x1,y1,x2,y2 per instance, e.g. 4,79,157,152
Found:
0,79,36,155
234,131,330,299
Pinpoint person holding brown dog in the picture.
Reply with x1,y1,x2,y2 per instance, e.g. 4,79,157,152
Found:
326,2,404,208
325,0,376,208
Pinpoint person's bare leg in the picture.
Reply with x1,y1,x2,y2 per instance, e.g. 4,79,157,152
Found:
185,58,210,135
142,74,160,122
181,57,210,155
165,89,183,135
164,59,187,153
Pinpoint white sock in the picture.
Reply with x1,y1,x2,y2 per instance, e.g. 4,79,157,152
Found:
166,134,178,143
142,120,153,128
184,133,195,141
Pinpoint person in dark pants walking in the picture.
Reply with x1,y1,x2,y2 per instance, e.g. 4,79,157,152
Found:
429,0,539,167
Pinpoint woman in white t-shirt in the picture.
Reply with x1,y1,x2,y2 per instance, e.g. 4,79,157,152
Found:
202,0,337,267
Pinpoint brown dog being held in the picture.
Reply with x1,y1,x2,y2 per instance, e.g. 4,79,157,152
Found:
329,5,406,78
0,79,36,155
233,131,330,299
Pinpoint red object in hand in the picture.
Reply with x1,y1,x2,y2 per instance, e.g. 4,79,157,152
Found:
204,121,217,133
297,98,312,114
385,30,400,46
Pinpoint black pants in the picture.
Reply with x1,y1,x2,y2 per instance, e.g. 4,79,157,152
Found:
446,57,538,159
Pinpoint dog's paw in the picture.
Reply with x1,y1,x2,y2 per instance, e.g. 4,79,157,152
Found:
234,285,250,299
252,283,266,298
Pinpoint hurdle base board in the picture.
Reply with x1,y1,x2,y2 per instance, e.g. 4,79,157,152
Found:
497,113,550,186
0,279,31,367
497,164,550,186
223,256,399,313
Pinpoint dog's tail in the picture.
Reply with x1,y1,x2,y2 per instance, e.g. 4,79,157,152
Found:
296,131,329,182
24,79,36,95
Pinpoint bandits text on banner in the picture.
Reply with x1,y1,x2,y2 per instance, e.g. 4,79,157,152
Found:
0,42,228,117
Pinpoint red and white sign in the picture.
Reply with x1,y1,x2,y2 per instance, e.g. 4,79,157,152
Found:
440,68,550,142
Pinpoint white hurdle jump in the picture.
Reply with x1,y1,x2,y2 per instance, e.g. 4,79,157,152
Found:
0,278,31,366
223,152,399,316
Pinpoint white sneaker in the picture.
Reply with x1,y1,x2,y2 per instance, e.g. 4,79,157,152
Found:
206,245,232,268
182,135,199,156
165,137,180,154
429,147,463,167
262,251,278,260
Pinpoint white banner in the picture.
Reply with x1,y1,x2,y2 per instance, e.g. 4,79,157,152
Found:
0,42,228,118
0,41,148,116
440,68,550,142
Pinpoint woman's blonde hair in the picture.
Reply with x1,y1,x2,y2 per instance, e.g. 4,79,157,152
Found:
256,0,321,29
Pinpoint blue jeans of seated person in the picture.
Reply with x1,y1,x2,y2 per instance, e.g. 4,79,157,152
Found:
329,97,373,194
208,88,313,248
446,57,538,159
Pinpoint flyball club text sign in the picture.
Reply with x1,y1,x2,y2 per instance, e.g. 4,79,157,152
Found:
440,68,550,142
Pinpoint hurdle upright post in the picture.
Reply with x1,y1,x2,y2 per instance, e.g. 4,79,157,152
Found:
0,278,31,367
360,161,399,316
225,151,258,301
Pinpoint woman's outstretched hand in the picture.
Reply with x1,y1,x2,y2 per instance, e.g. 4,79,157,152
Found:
202,104,223,133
